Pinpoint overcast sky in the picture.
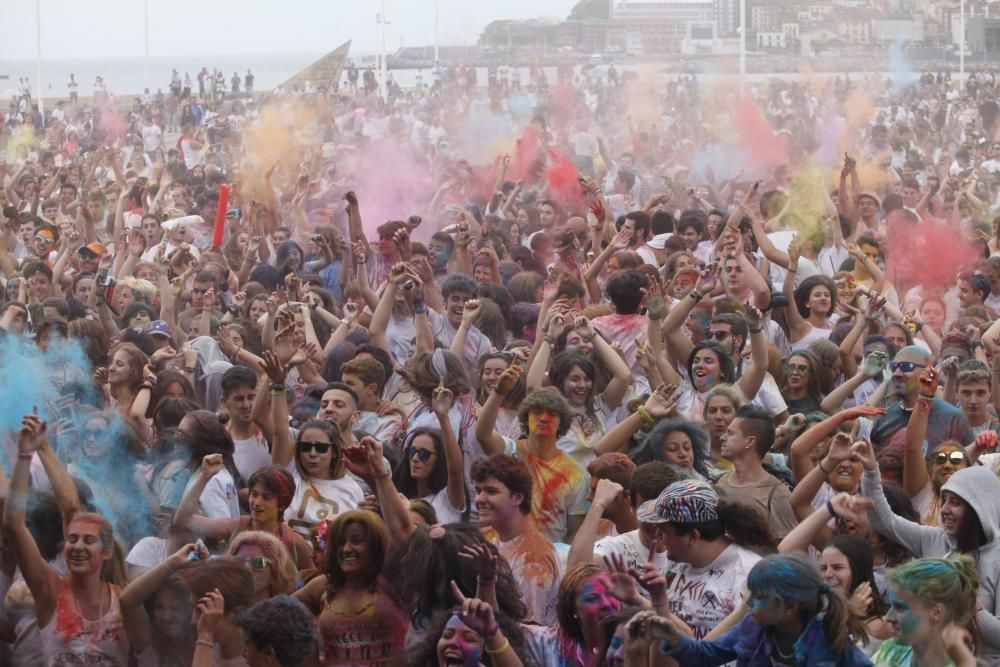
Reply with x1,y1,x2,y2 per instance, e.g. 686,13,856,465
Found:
1,0,579,61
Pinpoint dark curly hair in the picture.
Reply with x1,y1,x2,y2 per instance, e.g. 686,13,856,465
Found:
516,387,575,438
386,524,527,630
630,418,713,478
407,608,533,667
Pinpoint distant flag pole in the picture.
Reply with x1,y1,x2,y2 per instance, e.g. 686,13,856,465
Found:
35,0,44,118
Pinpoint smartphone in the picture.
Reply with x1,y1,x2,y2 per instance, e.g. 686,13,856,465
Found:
97,267,114,287
855,417,874,443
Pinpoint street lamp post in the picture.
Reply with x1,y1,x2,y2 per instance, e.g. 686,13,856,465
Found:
35,0,44,118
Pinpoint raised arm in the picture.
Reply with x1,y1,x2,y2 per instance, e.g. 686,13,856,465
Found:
568,479,623,569
344,191,368,253
595,385,678,455
171,454,239,539
577,316,633,409
369,263,405,356
120,543,202,654
359,436,414,548
3,414,61,626
432,383,468,514
783,239,811,342
735,307,768,401
475,364,523,456
263,352,294,467
903,364,937,498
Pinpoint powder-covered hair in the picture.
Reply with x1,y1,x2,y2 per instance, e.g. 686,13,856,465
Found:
887,555,980,629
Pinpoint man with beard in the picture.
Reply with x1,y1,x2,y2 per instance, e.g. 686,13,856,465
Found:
870,346,973,453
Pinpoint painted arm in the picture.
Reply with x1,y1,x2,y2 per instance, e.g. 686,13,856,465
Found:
735,311,768,401
264,352,295,468
568,479,622,569
580,318,632,409
783,246,811,342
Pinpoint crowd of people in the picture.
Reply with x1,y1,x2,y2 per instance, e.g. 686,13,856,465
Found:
1,51,1000,667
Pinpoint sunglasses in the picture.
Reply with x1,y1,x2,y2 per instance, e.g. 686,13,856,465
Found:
890,361,919,373
708,331,731,341
234,556,271,571
785,363,809,375
932,451,966,466
298,441,332,455
407,447,434,462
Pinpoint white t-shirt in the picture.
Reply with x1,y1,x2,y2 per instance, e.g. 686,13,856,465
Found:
594,529,670,573
141,124,162,152
283,464,364,542
424,486,465,525
496,527,560,625
232,430,272,481
662,543,760,639
190,468,240,519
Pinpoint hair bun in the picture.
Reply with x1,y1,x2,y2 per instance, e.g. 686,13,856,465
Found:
216,412,231,426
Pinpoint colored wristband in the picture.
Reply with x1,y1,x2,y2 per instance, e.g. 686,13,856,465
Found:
817,458,832,475
825,498,839,519
637,405,655,425
486,637,510,655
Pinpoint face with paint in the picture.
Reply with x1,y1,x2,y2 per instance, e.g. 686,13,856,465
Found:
747,591,787,627
233,542,273,596
691,348,722,392
605,622,627,667
428,237,451,269
576,574,622,639
527,407,560,438
436,614,484,667
564,330,595,356
887,589,937,646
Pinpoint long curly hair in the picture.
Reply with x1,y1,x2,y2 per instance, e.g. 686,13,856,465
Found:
630,418,713,478
386,523,527,629
226,530,298,597
406,609,534,667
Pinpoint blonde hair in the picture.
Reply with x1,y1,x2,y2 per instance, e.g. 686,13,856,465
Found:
116,276,157,304
226,530,298,597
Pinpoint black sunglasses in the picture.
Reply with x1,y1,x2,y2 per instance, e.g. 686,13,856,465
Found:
298,441,332,455
407,447,433,462
708,330,731,341
890,361,919,373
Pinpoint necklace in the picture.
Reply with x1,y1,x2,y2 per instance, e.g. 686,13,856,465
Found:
71,582,108,648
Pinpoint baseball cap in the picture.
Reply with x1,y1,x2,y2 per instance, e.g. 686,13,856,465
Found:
78,242,107,256
652,480,719,524
144,320,172,338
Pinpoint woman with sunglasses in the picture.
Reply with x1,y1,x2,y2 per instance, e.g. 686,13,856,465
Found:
225,531,298,601
780,350,826,414
270,364,364,554
903,365,971,526
174,461,314,569
854,438,1000,662
392,383,468,524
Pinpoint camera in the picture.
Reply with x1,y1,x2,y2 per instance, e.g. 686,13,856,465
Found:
97,267,114,287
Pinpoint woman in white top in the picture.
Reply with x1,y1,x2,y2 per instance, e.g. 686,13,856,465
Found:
392,384,467,524
527,316,633,467
270,369,363,552
4,413,131,667
786,239,837,351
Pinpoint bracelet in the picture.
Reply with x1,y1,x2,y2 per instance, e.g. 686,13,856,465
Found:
270,383,286,393
919,394,936,402
817,458,832,475
184,366,196,372
485,623,500,638
17,452,33,460
748,327,762,334
825,498,839,519
636,405,655,425
486,637,510,656
356,259,366,264
689,290,703,302
195,639,214,649
413,300,428,315
543,335,555,345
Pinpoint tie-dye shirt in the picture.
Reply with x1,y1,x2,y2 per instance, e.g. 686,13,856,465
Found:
496,524,561,625
503,438,590,543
